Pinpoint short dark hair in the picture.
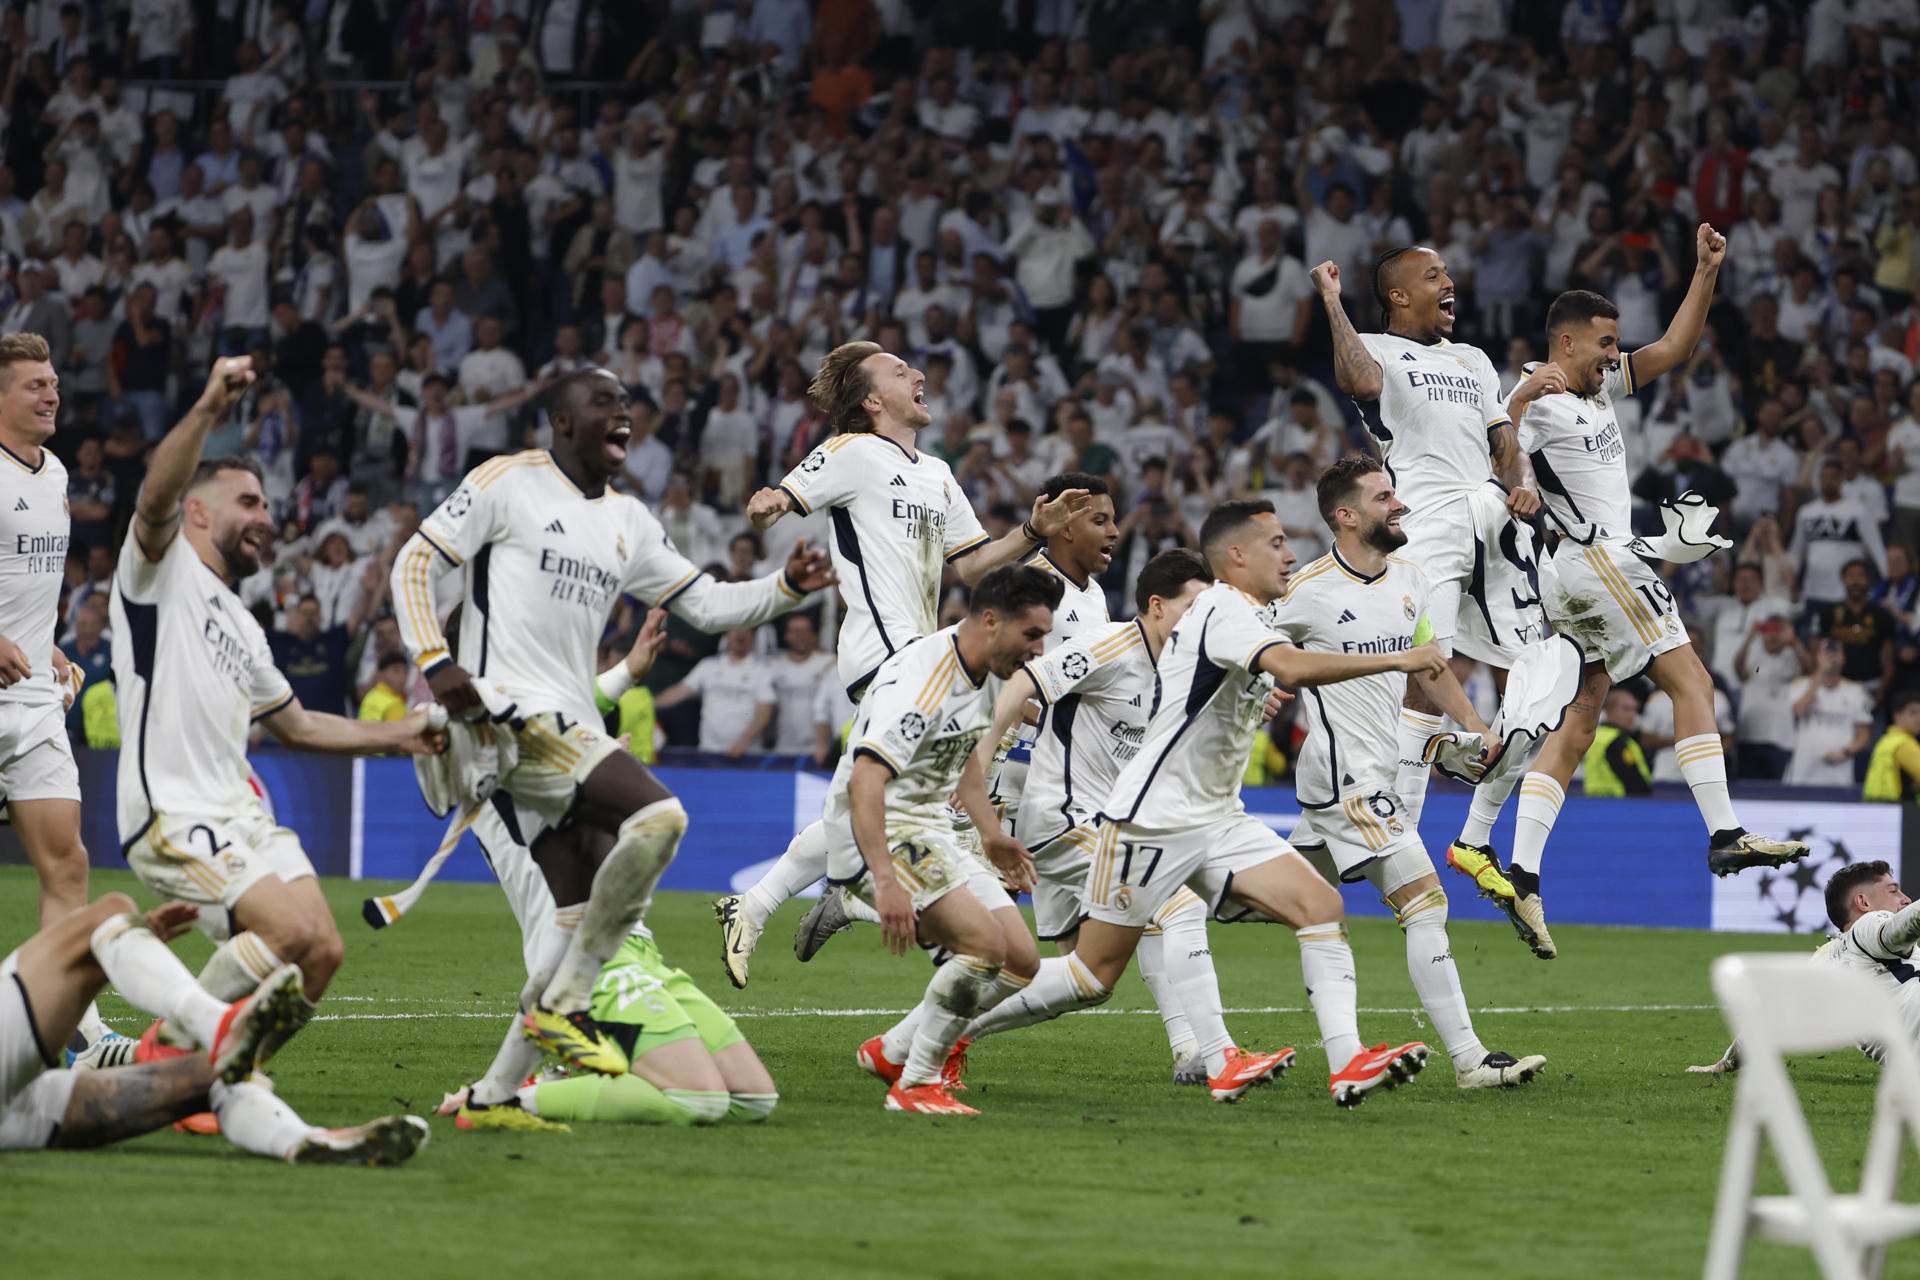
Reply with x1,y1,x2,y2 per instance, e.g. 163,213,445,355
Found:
1892,689,1920,717
187,455,265,493
1199,499,1276,568
1844,557,1874,578
1316,453,1386,528
1826,859,1894,930
377,650,408,670
970,564,1064,618
1545,289,1621,335
1133,548,1212,614
1040,472,1109,504
1372,246,1418,311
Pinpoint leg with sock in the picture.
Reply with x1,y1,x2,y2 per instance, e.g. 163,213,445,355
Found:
962,952,1109,1040
1135,927,1197,1066
540,799,687,1016
903,954,1002,1087
89,914,229,1050
1457,734,1539,850
1149,895,1225,1076
153,931,285,1049
212,1077,430,1164
1296,921,1363,1071
520,1073,730,1126
1396,708,1445,830
472,906,578,1108
1390,885,1484,1071
741,821,832,928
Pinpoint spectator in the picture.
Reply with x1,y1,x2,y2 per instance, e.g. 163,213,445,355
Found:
65,435,115,549
1005,187,1094,354
1582,687,1653,797
57,596,111,737
1708,561,1794,689
458,315,529,404
414,278,475,372
1864,691,1920,802
1228,219,1312,406
1811,558,1897,704
653,627,776,757
1785,639,1875,787
269,595,352,715
206,208,270,355
1732,607,1808,781
1790,455,1888,611
3,263,71,370
357,652,412,722
767,615,835,756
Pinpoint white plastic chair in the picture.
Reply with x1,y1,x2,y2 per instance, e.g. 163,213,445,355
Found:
1705,953,1920,1280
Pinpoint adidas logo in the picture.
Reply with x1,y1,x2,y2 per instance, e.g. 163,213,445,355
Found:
889,475,907,487
1399,352,1417,361
545,519,565,534
940,716,964,733
1574,415,1588,425
12,498,26,511
1336,609,1357,624
1341,772,1356,786
1065,610,1078,621
1128,694,1143,707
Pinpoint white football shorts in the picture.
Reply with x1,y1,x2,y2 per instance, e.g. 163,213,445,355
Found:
1288,790,1433,896
1083,813,1295,929
1403,484,1549,668
0,701,80,807
126,804,317,934
1544,538,1687,683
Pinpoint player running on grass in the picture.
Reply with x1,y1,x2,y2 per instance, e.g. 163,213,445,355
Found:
715,341,1089,987
114,358,444,1091
962,500,1441,1107
389,367,829,1108
1273,455,1546,1088
1,893,425,1162
0,332,118,1056
1507,227,1807,958
1311,250,1542,926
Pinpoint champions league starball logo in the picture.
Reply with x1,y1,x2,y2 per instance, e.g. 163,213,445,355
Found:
1060,652,1091,680
1708,800,1902,934
898,711,928,741
1743,827,1844,934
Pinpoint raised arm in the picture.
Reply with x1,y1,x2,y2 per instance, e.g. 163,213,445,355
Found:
661,540,832,631
1630,224,1727,385
1258,639,1446,689
131,356,257,561
951,487,1093,585
1309,261,1382,400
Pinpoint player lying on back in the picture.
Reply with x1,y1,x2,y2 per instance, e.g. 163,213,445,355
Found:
1506,225,1807,958
963,500,1444,1108
1311,249,1544,930
1273,456,1546,1089
1690,859,1920,1075
390,367,829,1112
827,565,1062,1117
930,548,1268,1089
1,893,425,1163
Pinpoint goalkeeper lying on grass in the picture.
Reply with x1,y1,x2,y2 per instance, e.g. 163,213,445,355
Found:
1689,858,1920,1075
439,613,778,1132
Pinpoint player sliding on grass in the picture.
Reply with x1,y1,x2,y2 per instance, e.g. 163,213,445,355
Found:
961,500,1441,1107
921,548,1268,1089
1,893,426,1162
1274,456,1545,1089
714,341,1091,988
1507,226,1807,959
390,367,829,1108
825,565,1060,1116
113,358,445,1118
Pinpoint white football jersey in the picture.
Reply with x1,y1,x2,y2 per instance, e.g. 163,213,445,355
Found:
1102,583,1283,830
823,624,1002,871
1000,548,1110,759
111,533,295,840
1355,333,1508,516
1021,619,1153,847
0,445,69,708
1516,355,1640,544
775,433,988,693
400,451,801,724
1264,549,1428,806
1827,910,1920,1051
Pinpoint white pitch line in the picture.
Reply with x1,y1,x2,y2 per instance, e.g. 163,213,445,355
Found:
288,1002,1718,1024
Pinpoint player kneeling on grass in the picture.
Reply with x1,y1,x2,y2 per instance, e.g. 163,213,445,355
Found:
1,894,426,1163
1274,457,1545,1089
829,566,1062,1117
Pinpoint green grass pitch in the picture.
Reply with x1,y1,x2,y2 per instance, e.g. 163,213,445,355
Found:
3,866,1913,1279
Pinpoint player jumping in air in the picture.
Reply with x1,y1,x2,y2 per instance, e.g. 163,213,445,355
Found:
113,358,444,1097
1275,455,1546,1087
389,367,829,1127
1508,225,1807,957
963,501,1442,1107
714,341,1089,988
1,893,425,1162
1311,250,1543,931
0,332,117,1056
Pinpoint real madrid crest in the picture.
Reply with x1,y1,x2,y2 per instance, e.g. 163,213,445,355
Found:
1402,595,1415,621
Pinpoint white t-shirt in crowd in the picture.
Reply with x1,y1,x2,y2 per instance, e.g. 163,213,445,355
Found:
683,652,774,753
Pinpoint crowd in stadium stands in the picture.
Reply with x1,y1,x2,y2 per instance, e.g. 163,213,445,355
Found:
10,0,1920,790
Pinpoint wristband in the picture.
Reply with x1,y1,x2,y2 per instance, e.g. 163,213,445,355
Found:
597,661,637,701
1021,520,1042,546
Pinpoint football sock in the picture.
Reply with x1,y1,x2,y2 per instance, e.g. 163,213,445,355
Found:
88,913,227,1049
210,1077,314,1160
1397,888,1485,1070
903,954,1001,1087
1157,896,1221,1065
1135,928,1197,1062
1396,709,1444,828
879,1003,925,1064
839,891,881,924
522,1073,728,1125
474,906,578,1107
962,953,1109,1041
741,820,831,928
153,932,285,1048
540,799,687,1013
1459,737,1532,847
1296,922,1362,1068
1510,772,1565,876
76,1002,109,1047
1674,734,1740,834
727,1092,780,1122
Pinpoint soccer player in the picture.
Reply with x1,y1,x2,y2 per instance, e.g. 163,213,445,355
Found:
964,501,1442,1107
388,366,829,1099
941,548,1271,1088
2,892,426,1162
1310,251,1542,916
1507,225,1807,956
1274,456,1546,1088
824,564,1060,1116
0,332,114,1052
114,357,444,1057
436,617,779,1132
713,340,1088,986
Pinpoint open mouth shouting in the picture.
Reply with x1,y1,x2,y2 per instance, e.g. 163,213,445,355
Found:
602,417,632,468
1437,291,1456,325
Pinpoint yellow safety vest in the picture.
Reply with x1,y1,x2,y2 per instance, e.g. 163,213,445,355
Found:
1583,724,1649,797
595,687,659,764
81,681,119,749
1863,728,1920,802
